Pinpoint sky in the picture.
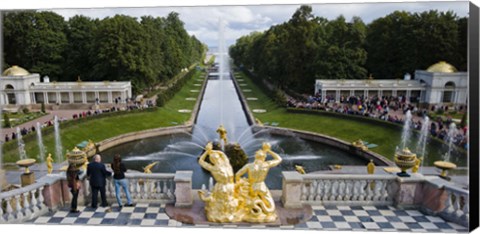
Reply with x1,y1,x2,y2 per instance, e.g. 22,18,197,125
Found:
36,1,470,47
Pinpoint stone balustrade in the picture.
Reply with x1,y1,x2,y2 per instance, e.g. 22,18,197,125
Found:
81,172,177,204
0,176,51,223
438,184,469,227
299,174,398,206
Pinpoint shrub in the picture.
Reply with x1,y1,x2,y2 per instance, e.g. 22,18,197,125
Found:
22,107,29,114
41,102,46,113
3,113,11,128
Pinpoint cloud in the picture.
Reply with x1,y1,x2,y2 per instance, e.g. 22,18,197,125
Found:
49,2,468,47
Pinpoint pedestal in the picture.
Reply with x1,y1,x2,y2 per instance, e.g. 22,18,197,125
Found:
281,171,304,209
174,171,193,207
21,172,35,187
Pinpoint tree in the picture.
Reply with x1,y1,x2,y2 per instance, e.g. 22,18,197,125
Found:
3,113,11,128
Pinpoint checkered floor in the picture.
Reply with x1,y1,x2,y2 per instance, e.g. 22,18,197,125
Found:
28,203,468,232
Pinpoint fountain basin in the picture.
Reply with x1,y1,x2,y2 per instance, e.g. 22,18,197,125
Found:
434,161,457,179
16,159,36,174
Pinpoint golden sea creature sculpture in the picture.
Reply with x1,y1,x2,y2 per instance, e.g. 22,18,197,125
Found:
295,165,306,174
46,153,53,174
352,139,368,151
143,161,158,174
198,142,282,223
198,142,240,222
235,142,282,223
216,124,228,146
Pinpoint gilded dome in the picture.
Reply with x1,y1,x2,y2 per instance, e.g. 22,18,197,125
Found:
426,61,457,73
2,65,30,76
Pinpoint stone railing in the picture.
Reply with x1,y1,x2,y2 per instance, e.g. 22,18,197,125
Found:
81,172,176,204
299,174,398,206
80,171,193,206
0,175,57,223
438,184,469,227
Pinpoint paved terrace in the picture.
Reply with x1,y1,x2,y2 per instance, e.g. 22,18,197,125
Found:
27,198,467,232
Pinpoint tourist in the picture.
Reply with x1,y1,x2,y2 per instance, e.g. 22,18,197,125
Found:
5,135,9,142
66,163,81,213
87,154,112,208
111,154,134,208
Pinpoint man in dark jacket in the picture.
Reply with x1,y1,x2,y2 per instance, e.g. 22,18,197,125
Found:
87,154,112,208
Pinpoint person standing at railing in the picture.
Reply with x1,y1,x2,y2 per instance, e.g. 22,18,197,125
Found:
66,163,81,213
111,154,134,208
87,154,112,208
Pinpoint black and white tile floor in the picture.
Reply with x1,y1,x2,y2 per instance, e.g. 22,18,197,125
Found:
29,203,468,233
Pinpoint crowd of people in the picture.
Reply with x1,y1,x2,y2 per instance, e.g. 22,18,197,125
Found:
287,93,468,150
3,98,156,143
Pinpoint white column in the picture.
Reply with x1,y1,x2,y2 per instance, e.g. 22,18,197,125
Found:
57,92,61,104
69,92,74,104
95,91,99,103
108,91,113,103
335,90,340,102
350,90,354,96
364,90,368,98
43,92,49,104
121,91,126,103
321,90,326,102
392,90,397,97
379,90,383,97
82,92,87,104
406,90,411,103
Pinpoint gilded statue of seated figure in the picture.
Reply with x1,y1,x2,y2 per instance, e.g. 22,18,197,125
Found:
235,142,282,222
198,142,240,222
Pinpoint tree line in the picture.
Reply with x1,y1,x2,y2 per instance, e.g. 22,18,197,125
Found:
3,11,206,93
229,5,467,94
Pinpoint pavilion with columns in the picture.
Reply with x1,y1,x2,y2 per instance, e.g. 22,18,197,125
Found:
314,61,467,106
0,65,132,106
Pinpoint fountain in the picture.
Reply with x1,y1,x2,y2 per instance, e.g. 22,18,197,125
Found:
394,110,417,177
54,115,63,163
415,116,430,174
16,127,27,160
433,123,458,180
36,122,46,163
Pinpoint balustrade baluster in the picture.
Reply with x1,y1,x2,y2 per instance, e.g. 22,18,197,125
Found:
135,180,142,199
6,197,14,221
444,191,455,214
380,180,389,201
14,195,23,221
308,181,317,201
37,187,47,211
155,181,161,199
330,181,338,201
352,181,360,201
322,181,330,200
142,180,149,199
372,179,381,201
30,190,39,214
462,195,469,220
169,180,175,199
453,194,462,218
315,180,323,201
301,183,308,201
0,198,5,223
359,180,367,201
22,192,32,220
344,180,352,201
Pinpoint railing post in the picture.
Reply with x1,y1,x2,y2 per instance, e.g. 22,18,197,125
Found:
174,171,192,207
394,174,425,209
281,171,303,209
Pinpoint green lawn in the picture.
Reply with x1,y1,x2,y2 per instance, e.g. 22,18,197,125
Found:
3,69,206,163
234,71,467,166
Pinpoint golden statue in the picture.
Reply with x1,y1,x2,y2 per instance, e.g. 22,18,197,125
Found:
143,161,158,174
352,139,368,151
216,125,228,146
367,159,375,174
295,165,306,174
198,142,240,222
46,153,53,174
235,142,282,223
412,157,423,173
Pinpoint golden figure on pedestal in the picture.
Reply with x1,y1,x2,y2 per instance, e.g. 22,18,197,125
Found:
143,161,158,174
367,159,375,174
46,153,53,174
216,124,228,146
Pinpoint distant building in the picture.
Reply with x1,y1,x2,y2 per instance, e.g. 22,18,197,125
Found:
0,65,132,106
314,61,467,106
